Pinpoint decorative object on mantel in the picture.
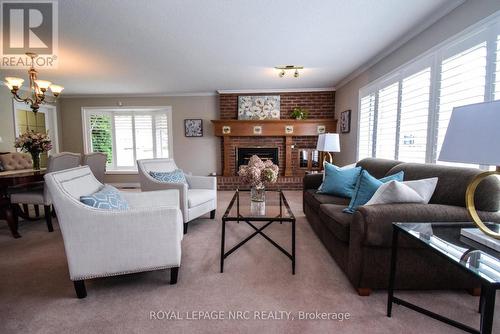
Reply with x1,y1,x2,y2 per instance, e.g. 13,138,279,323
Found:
212,119,337,137
274,65,303,78
238,155,278,202
291,106,309,120
222,126,231,134
4,53,64,113
438,100,500,240
14,130,52,170
316,133,340,164
184,119,203,137
238,96,280,120
340,110,351,133
253,126,262,135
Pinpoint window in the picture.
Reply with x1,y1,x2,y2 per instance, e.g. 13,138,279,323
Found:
357,13,500,168
83,108,173,171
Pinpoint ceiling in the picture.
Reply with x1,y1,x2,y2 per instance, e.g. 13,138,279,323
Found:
2,0,463,95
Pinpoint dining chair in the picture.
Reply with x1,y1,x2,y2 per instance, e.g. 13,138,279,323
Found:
10,152,81,232
82,152,107,183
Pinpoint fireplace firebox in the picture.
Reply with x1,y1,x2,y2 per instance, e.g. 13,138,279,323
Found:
236,147,279,172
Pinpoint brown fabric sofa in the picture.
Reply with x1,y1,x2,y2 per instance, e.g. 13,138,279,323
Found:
303,158,500,296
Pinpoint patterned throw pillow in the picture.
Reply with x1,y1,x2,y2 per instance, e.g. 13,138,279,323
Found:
149,169,187,184
80,185,129,210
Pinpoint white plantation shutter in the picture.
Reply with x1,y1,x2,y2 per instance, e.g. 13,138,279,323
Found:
495,34,500,100
358,93,375,160
155,113,170,158
375,82,399,159
85,109,172,170
115,115,135,167
436,42,487,167
398,68,431,163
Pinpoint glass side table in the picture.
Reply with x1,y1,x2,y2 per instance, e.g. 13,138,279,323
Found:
387,222,500,334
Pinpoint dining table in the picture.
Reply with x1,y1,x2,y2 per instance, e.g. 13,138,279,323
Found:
0,169,46,238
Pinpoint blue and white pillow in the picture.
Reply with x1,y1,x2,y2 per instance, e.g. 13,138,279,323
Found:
149,169,187,184
80,185,129,210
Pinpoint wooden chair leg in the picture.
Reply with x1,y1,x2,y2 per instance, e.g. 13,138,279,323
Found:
357,288,372,296
183,223,188,234
210,209,216,219
22,204,30,217
51,205,57,218
34,205,40,217
170,267,179,284
6,206,21,238
73,280,87,298
44,205,54,232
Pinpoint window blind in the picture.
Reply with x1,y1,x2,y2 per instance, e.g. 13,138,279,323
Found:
436,42,487,167
494,34,500,100
375,82,399,159
358,93,375,160
398,68,431,163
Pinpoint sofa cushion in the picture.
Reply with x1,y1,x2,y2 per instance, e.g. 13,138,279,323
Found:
0,153,32,171
319,204,353,242
188,189,214,208
149,169,187,185
80,185,129,210
356,158,402,179
317,162,361,198
387,163,500,211
304,189,350,211
344,170,404,213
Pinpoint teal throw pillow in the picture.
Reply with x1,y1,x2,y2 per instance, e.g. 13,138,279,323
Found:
149,169,187,184
80,185,129,210
317,162,362,198
343,170,404,214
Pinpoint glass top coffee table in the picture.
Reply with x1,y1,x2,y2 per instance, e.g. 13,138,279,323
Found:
387,222,500,334
220,189,296,274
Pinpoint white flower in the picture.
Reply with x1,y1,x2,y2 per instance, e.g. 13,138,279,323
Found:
255,98,265,107
270,109,280,119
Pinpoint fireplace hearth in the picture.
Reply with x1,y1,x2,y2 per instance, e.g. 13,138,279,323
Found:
236,147,279,172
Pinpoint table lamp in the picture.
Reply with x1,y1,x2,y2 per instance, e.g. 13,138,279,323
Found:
316,133,340,164
438,100,500,239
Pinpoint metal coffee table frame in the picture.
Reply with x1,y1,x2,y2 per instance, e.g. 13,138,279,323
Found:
220,189,296,274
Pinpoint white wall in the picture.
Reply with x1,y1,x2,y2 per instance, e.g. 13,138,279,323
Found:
58,95,220,184
334,0,500,166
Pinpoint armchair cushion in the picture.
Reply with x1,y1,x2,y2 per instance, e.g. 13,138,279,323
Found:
80,185,129,210
149,169,187,185
188,189,215,208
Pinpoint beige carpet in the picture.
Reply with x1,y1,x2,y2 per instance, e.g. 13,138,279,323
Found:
0,191,498,334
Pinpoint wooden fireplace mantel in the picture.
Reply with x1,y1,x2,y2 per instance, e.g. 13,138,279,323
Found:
211,119,337,137
211,119,337,177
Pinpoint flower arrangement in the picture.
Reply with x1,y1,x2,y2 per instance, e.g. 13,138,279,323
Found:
14,130,52,170
238,155,279,188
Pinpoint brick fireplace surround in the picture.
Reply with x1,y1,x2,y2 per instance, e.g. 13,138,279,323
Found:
216,91,336,190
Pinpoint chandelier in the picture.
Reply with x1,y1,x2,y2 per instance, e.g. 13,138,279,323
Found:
4,53,64,113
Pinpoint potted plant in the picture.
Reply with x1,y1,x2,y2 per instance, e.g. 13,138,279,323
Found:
291,106,309,120
14,130,52,170
238,155,279,202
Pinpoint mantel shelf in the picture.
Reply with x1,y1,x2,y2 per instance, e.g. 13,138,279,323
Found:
211,118,337,137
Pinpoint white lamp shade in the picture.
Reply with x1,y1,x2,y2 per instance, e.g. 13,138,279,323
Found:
316,133,340,152
438,100,500,166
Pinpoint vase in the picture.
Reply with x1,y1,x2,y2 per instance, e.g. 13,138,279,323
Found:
30,152,41,170
251,185,266,202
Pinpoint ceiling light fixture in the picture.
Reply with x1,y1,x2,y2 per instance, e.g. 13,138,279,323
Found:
275,65,303,78
4,53,64,113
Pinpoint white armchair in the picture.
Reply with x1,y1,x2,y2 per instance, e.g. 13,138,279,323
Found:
137,158,217,234
44,166,183,298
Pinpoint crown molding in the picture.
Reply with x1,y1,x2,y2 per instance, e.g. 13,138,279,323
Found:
60,91,217,98
217,87,335,94
335,0,465,89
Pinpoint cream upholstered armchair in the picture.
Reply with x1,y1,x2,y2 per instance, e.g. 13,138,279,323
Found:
82,152,107,183
10,152,81,232
137,158,217,234
44,166,183,298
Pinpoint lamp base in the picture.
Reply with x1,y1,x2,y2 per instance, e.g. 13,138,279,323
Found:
465,166,500,239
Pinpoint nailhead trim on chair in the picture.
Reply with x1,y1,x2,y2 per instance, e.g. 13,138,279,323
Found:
71,264,179,281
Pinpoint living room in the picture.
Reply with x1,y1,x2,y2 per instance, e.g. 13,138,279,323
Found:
1,0,499,333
